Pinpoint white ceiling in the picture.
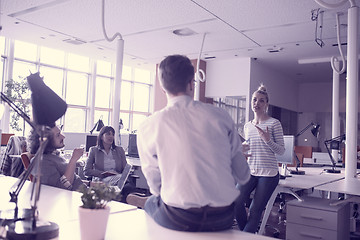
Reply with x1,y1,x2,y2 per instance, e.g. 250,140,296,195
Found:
0,0,359,83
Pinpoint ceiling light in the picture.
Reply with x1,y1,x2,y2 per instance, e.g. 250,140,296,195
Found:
298,57,331,64
63,38,86,45
332,43,347,46
172,28,197,36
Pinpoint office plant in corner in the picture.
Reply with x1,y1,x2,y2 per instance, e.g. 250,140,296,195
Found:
4,77,31,135
78,183,118,240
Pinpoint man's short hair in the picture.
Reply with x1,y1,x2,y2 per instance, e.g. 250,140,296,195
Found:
159,55,194,95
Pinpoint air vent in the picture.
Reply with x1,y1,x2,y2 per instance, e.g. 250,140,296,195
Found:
63,38,86,45
267,47,283,53
204,56,216,59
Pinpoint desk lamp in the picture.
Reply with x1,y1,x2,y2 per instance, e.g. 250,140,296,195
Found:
323,134,345,174
90,116,105,134
0,72,67,239
290,122,321,175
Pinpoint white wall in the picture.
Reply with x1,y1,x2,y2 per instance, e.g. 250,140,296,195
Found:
63,132,94,151
205,57,251,98
203,57,359,151
250,60,298,112
205,57,299,121
298,82,333,113
297,79,360,149
298,80,360,113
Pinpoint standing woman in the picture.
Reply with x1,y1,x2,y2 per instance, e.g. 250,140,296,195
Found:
84,126,135,201
235,84,285,233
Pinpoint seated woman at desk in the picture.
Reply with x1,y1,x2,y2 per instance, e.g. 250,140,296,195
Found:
84,126,135,201
28,125,87,191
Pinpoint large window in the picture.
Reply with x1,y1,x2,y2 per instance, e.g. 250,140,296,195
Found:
119,67,151,132
0,38,154,135
213,97,246,136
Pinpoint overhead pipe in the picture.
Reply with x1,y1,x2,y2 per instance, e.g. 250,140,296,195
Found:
194,33,206,101
102,0,124,145
332,60,340,162
314,0,358,178
345,4,358,179
330,13,346,74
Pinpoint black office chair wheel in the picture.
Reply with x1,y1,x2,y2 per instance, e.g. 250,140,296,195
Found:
265,224,280,238
273,231,280,238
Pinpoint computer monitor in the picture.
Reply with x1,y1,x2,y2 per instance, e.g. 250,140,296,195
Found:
276,135,295,167
85,135,98,152
127,134,139,158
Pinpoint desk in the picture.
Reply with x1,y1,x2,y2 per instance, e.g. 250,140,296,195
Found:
314,176,360,207
315,175,360,196
0,175,137,225
1,176,274,240
127,156,141,166
258,167,346,235
59,209,274,240
127,156,149,190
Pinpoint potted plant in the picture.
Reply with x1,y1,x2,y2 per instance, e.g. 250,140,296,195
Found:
78,183,118,240
4,77,31,136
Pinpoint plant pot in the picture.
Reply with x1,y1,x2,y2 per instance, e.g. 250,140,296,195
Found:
78,206,110,240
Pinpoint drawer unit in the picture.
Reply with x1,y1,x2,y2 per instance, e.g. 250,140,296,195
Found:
286,196,349,240
287,223,338,240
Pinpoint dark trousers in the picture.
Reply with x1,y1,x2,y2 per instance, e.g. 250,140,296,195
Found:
235,173,279,233
144,195,235,232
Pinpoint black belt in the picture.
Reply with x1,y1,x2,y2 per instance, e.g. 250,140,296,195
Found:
184,202,234,214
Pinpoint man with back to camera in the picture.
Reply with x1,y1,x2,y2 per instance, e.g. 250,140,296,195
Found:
135,54,250,232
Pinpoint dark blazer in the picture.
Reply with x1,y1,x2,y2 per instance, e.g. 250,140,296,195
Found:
84,145,127,178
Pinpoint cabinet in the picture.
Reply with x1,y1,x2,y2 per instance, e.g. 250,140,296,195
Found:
286,196,349,240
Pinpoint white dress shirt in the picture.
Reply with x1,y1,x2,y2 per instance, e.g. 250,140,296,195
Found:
138,95,250,209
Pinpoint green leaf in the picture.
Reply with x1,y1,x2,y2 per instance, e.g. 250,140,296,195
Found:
78,183,119,209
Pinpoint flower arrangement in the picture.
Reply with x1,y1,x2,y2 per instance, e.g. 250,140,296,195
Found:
78,182,118,209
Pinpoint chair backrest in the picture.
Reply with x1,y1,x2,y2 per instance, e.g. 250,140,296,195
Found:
0,135,26,177
294,145,313,158
1,133,15,146
20,152,34,181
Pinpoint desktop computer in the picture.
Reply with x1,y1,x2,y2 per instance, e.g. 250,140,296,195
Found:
85,135,98,152
127,134,139,158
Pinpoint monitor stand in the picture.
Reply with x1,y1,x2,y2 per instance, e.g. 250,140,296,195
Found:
279,164,292,178
324,167,341,174
290,169,305,175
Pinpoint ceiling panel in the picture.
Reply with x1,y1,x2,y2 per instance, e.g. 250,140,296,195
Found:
0,0,358,81
192,0,348,30
1,0,68,15
12,0,215,41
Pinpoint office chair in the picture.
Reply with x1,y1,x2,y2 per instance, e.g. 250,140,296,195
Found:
20,152,34,181
0,135,26,177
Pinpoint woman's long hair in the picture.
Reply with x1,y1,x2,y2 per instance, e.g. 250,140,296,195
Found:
97,126,116,150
